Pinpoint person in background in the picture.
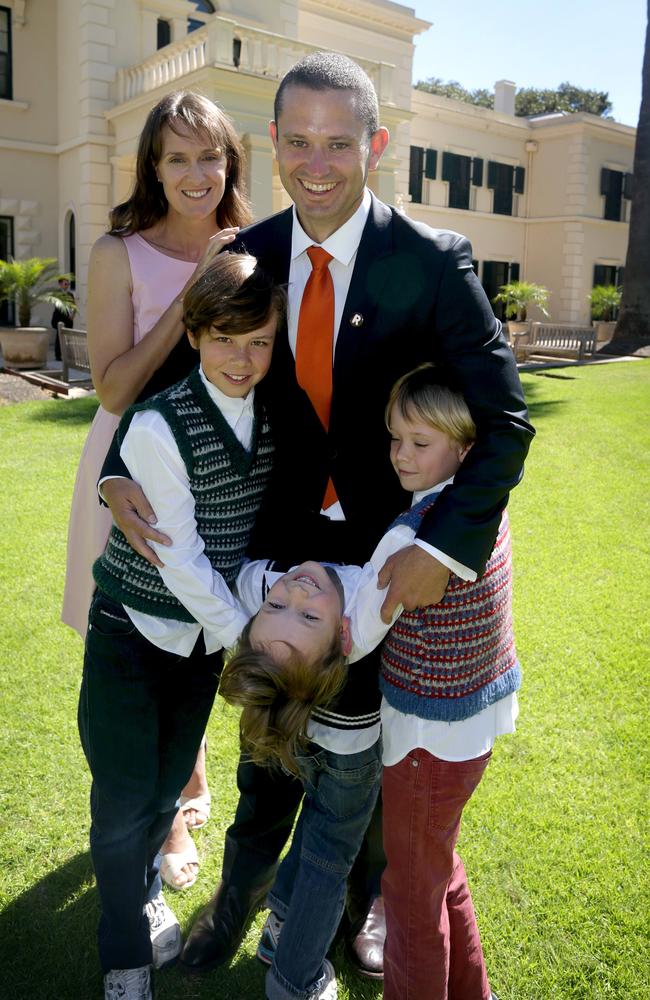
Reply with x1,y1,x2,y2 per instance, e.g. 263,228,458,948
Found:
51,276,76,362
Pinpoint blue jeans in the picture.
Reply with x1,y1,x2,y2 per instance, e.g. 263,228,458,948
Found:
77,591,220,972
265,740,382,1000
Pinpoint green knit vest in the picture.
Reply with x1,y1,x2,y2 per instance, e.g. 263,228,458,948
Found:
93,368,274,622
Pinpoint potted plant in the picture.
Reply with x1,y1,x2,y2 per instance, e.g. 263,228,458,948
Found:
492,280,550,340
588,284,621,343
0,257,76,369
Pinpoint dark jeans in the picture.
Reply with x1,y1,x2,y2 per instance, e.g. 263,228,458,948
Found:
266,741,382,1000
78,591,220,972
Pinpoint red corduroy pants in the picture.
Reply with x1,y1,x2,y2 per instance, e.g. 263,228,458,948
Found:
381,747,492,1000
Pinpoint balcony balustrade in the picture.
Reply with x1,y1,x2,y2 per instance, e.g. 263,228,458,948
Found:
117,17,395,107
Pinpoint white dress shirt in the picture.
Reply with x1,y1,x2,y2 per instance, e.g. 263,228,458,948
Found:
119,366,251,656
288,191,474,579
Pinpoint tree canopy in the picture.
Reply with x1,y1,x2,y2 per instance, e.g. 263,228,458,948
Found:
414,78,613,118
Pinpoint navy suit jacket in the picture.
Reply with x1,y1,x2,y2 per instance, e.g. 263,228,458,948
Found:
103,193,533,576
234,194,534,574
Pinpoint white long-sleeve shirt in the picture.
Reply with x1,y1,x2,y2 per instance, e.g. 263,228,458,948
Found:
119,366,251,656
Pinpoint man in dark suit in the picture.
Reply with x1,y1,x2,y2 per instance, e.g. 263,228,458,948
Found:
104,52,533,986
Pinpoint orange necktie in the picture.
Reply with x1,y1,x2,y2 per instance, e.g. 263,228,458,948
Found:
296,246,338,509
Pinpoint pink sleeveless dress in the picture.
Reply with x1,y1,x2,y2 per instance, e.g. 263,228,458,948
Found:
61,234,196,637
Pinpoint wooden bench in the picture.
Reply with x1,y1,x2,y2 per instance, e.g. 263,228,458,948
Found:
58,323,93,386
517,323,597,363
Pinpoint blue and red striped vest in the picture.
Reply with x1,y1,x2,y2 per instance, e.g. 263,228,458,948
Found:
380,494,521,721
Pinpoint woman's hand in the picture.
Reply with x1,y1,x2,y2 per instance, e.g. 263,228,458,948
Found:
193,227,239,282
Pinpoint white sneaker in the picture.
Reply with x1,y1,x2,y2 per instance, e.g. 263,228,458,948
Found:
308,958,337,1000
104,966,152,1000
144,892,182,969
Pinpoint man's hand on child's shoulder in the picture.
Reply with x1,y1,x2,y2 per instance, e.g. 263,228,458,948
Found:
378,545,450,623
102,477,172,568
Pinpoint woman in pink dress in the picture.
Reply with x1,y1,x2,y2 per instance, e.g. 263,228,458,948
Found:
63,90,252,888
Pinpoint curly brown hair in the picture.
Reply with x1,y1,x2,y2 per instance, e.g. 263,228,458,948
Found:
219,619,348,775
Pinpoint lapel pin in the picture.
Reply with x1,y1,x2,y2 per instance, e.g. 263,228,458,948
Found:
350,313,364,328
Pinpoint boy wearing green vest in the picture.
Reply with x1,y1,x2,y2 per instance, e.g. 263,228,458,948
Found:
78,253,283,1000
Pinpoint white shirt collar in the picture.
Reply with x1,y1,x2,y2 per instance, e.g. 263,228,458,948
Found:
198,364,255,419
290,188,372,265
412,476,454,507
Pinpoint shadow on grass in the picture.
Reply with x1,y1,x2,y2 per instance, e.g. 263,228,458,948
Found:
519,375,569,424
22,396,99,427
0,851,101,1000
0,854,381,1000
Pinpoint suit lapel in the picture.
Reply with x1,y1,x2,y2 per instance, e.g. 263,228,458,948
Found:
333,195,393,380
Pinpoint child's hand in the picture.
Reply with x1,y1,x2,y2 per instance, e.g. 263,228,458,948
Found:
378,545,450,623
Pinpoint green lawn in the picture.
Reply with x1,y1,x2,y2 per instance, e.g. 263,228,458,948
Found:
1,361,649,1000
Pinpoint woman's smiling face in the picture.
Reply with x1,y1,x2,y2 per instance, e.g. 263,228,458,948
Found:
156,124,228,221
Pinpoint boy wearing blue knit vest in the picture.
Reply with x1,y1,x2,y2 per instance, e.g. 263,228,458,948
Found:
222,363,518,1000
78,253,283,1000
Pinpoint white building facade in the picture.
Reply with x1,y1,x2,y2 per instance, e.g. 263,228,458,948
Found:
0,0,634,328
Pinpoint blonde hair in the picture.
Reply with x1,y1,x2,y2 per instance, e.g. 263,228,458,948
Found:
219,620,348,775
386,363,476,449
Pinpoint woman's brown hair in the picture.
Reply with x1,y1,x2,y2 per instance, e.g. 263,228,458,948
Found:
108,90,252,235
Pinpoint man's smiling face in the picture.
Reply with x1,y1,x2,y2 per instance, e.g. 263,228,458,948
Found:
269,86,389,244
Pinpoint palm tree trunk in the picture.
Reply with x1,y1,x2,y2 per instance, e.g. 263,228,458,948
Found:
607,1,650,354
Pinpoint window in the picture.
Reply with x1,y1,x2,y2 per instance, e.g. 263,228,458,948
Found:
409,146,424,203
0,215,14,323
440,153,483,211
481,260,520,321
188,0,215,33
67,212,76,289
600,168,632,222
156,18,171,49
593,264,624,288
0,6,12,101
487,161,525,217
408,146,439,204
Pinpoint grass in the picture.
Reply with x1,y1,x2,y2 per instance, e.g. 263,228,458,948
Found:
1,360,649,999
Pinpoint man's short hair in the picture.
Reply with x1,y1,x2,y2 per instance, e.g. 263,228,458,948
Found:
274,51,379,136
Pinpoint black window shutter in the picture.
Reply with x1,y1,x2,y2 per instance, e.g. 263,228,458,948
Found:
509,262,520,282
442,151,454,182
472,157,483,187
487,160,498,189
514,166,525,194
409,146,424,203
593,264,607,286
425,148,437,180
600,167,611,196
623,172,634,200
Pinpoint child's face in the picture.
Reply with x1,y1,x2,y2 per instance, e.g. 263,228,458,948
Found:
388,403,471,493
188,314,276,397
249,561,352,664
